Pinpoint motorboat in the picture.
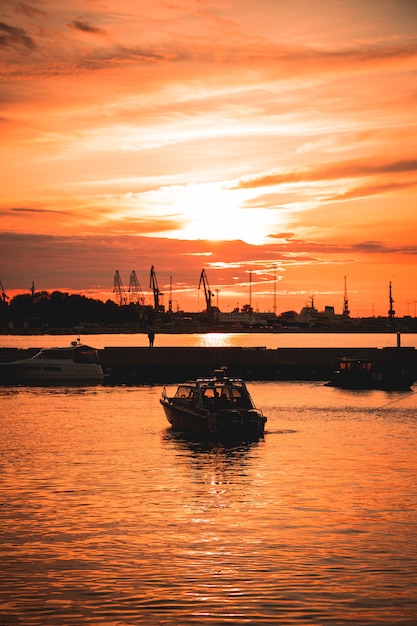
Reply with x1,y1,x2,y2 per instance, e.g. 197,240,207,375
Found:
0,340,104,385
160,367,267,439
326,356,414,391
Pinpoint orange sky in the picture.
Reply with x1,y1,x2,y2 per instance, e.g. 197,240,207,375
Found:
1,0,417,316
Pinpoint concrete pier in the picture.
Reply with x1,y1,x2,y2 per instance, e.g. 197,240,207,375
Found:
1,345,415,384
100,346,416,384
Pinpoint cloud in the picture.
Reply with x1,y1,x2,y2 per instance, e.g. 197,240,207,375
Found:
268,232,296,240
16,3,48,19
350,240,417,255
352,240,388,252
2,231,416,309
0,21,35,49
11,207,51,213
327,179,417,201
69,19,106,36
236,158,417,190
10,207,71,215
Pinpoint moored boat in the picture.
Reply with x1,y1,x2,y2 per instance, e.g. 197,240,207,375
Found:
0,339,104,385
326,356,414,391
160,368,267,439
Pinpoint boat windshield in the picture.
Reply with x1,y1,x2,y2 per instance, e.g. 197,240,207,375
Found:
35,349,74,360
201,383,252,409
174,386,194,399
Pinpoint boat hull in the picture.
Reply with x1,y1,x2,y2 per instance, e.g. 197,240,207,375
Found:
0,361,104,385
160,398,265,439
327,375,413,391
326,356,414,391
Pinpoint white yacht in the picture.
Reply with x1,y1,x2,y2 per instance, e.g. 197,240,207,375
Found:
1,340,104,385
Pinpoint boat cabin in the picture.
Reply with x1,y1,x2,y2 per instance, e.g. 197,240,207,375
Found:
337,358,372,372
174,377,253,411
33,345,101,364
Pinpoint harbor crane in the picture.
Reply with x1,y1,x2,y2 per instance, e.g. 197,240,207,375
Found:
198,268,214,313
0,280,9,303
150,265,164,311
128,270,145,306
113,270,128,306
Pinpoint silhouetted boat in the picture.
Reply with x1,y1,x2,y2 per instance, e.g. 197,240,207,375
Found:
326,356,414,391
160,368,267,439
0,340,104,385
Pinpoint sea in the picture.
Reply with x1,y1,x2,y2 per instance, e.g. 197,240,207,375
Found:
1,333,417,625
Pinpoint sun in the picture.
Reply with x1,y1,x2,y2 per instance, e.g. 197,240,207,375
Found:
172,181,273,244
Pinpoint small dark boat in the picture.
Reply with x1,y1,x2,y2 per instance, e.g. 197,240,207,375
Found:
160,368,267,439
326,357,414,391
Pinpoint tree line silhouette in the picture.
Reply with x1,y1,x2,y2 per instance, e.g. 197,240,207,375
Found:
0,290,155,330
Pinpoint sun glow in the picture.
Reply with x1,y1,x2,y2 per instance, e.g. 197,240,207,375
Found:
163,181,278,244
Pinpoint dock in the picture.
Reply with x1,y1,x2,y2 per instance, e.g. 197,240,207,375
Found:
99,346,417,383
1,345,415,384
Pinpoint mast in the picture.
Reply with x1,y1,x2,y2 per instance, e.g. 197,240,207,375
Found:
343,276,350,317
273,266,277,316
388,281,395,319
168,275,173,313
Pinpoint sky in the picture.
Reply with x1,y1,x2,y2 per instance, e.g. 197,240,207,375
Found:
1,0,417,317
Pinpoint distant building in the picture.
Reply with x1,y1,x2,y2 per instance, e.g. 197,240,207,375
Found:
217,311,275,326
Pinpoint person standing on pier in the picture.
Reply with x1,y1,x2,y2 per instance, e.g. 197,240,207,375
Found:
147,328,155,347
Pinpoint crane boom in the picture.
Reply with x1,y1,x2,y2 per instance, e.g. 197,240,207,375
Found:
0,280,9,303
128,270,145,305
198,269,213,312
113,270,128,306
150,265,164,311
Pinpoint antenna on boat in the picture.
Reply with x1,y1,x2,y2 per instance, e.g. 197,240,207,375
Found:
213,366,227,380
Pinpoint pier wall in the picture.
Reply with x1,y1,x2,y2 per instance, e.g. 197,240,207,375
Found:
1,346,415,384
99,346,417,384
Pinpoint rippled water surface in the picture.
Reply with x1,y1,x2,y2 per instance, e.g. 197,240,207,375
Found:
1,382,417,624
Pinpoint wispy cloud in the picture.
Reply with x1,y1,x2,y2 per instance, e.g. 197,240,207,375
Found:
16,3,48,19
0,21,35,49
68,19,106,36
236,158,417,189
350,240,417,254
10,207,70,215
328,179,417,201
